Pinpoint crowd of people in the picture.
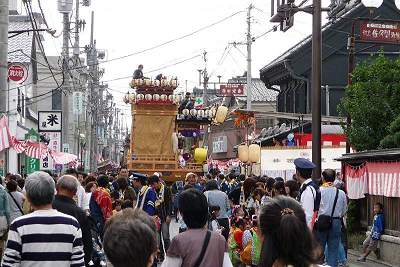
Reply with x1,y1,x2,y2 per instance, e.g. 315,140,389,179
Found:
0,158,385,267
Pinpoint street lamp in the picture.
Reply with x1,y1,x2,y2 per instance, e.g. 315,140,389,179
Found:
361,0,383,8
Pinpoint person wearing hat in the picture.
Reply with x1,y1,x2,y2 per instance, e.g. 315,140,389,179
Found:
294,158,321,230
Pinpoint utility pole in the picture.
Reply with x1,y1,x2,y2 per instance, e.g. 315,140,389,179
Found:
311,0,322,179
0,0,8,173
246,4,253,111
61,12,71,154
0,0,7,115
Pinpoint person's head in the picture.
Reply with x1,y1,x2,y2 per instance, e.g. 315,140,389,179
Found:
116,177,129,191
259,196,319,267
113,199,123,212
85,181,97,193
209,205,220,219
232,205,245,218
16,177,25,190
179,188,208,229
218,173,225,181
205,179,219,191
253,188,265,201
294,158,315,183
185,172,197,186
77,171,86,184
238,174,246,182
243,177,257,200
85,175,97,185
119,169,129,179
374,202,383,214
6,179,18,192
227,172,236,182
104,208,157,267
284,180,300,198
56,175,79,199
275,177,284,183
206,173,212,181
97,175,109,188
148,175,161,190
233,217,246,231
265,177,276,195
138,64,143,70
65,168,79,178
25,171,55,209
322,169,336,183
272,181,287,197
122,200,133,210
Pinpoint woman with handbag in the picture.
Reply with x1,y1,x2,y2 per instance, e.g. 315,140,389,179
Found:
6,180,25,223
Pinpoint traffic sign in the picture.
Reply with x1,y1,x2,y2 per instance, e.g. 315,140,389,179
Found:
8,63,28,83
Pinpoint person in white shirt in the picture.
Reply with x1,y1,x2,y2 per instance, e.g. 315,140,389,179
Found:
294,158,321,230
65,169,88,211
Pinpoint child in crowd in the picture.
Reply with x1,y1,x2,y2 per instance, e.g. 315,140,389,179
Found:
112,200,122,215
229,217,246,266
358,202,384,262
208,205,223,235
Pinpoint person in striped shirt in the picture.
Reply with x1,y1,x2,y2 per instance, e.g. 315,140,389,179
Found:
1,171,85,267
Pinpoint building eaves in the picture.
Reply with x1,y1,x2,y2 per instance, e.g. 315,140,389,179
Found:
8,19,34,63
260,1,362,75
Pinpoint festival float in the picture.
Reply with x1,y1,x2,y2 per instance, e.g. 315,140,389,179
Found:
124,76,215,182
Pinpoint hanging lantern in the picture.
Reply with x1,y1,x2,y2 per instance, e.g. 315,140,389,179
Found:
129,93,136,103
215,106,228,123
145,94,152,101
361,0,383,8
238,145,249,162
168,95,174,102
153,94,160,101
160,94,167,101
170,79,177,87
129,80,134,88
137,94,144,101
396,0,400,10
190,109,197,116
194,148,207,164
248,144,261,163
174,95,182,103
197,110,205,118
210,107,217,117
154,80,160,87
182,109,190,116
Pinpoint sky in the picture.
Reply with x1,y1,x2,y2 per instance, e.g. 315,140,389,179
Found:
25,0,331,123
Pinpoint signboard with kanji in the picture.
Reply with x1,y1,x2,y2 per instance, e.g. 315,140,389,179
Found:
360,21,400,44
73,92,83,115
40,132,61,170
212,136,228,153
219,84,245,96
8,63,28,83
38,111,62,132
25,128,39,174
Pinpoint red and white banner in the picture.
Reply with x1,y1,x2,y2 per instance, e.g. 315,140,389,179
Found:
24,141,48,159
50,150,78,165
345,161,400,199
11,137,27,154
368,162,400,198
345,163,368,199
0,117,12,152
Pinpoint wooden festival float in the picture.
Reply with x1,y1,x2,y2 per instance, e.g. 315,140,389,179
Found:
124,77,214,182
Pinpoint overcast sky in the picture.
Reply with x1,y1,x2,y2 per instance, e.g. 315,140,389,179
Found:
27,0,331,121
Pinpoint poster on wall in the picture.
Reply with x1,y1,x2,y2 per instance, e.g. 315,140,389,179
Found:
40,132,61,170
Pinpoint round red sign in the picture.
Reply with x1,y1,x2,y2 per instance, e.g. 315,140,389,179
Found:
8,64,28,83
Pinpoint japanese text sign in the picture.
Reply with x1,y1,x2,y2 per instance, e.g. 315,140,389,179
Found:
360,21,400,44
38,111,62,132
219,84,245,96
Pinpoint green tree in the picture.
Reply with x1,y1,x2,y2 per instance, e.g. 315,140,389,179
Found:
339,54,400,151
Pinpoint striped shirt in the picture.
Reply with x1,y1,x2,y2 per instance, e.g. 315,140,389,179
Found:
1,209,85,267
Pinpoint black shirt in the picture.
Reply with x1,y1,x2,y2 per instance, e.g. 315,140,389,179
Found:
53,195,93,265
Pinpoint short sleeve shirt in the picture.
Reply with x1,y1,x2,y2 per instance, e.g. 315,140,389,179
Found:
167,228,227,267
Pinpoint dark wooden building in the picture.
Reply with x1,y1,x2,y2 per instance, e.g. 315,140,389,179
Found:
260,0,400,116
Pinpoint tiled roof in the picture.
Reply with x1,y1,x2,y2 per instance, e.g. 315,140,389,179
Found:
228,77,278,102
8,15,40,63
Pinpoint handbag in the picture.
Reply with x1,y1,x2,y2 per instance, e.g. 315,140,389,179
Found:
193,230,211,267
8,191,24,215
315,188,339,231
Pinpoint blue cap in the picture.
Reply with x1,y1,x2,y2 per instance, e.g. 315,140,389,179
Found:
294,158,316,169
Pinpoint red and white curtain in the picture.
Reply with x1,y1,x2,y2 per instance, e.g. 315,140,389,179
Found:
345,161,400,199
